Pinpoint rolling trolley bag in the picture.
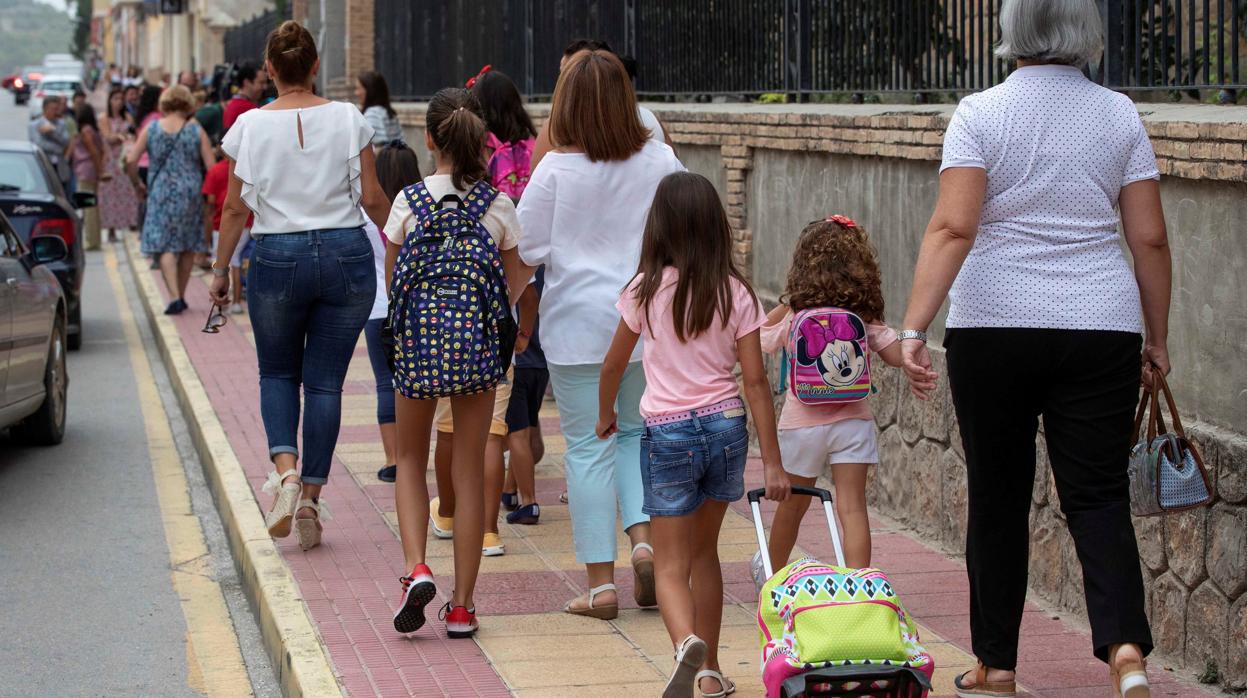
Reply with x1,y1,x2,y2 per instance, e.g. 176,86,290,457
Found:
749,487,934,697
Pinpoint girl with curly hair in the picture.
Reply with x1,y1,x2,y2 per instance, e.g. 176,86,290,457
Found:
753,215,905,587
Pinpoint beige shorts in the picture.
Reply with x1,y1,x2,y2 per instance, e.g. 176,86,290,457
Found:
434,368,512,437
778,418,879,479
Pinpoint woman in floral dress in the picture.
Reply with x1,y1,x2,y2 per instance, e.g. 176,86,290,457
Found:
125,85,215,314
98,88,138,240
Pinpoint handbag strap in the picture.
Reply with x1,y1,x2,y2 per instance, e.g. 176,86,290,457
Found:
1152,368,1186,438
147,119,188,186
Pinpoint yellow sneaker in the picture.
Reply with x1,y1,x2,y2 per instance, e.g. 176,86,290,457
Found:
482,531,505,557
429,497,454,539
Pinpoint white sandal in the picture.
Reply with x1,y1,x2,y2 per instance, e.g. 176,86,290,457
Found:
663,634,708,698
695,669,736,698
632,542,656,607
563,582,618,620
294,498,331,551
262,470,300,538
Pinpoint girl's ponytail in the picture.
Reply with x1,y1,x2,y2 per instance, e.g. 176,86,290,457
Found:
426,88,488,190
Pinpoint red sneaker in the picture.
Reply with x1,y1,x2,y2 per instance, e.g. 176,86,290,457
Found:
439,602,478,639
393,564,436,634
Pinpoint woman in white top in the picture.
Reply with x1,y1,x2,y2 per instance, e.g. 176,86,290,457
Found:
356,70,403,147
518,49,684,620
208,20,392,552
899,2,1168,696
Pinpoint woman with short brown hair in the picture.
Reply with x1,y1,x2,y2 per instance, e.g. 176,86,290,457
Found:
126,84,215,313
516,48,684,620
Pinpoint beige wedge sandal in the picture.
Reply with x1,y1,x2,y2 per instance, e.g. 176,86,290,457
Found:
262,470,300,538
632,542,657,607
563,582,618,620
294,498,330,551
1110,645,1150,698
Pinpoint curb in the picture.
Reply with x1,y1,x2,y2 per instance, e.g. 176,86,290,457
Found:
123,238,343,698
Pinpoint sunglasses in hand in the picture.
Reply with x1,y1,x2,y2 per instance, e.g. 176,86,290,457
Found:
202,304,228,334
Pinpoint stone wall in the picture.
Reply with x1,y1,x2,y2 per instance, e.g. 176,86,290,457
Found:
392,100,1247,690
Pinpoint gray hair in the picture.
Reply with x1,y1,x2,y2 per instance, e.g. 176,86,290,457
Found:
996,0,1104,66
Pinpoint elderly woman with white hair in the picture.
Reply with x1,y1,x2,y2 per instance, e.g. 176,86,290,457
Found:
899,1,1169,696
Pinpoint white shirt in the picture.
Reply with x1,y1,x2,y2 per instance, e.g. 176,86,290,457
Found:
362,210,388,320
638,106,666,144
517,139,685,365
381,174,521,250
222,101,373,235
940,64,1157,333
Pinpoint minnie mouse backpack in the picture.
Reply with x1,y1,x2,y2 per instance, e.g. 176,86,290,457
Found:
783,308,872,405
485,133,533,201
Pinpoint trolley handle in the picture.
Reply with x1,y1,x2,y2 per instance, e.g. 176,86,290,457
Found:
747,486,831,504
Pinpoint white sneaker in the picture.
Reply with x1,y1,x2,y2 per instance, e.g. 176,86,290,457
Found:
229,303,244,315
751,551,769,593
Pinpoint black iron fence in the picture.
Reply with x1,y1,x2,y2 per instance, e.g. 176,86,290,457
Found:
224,6,291,67
375,0,1245,100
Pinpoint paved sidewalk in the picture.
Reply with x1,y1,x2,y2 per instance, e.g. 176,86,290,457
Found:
144,255,1217,697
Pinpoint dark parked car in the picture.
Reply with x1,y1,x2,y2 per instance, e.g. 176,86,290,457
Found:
0,211,69,444
0,140,90,349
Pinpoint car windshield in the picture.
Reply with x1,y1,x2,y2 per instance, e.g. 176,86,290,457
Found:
0,152,50,194
39,81,78,92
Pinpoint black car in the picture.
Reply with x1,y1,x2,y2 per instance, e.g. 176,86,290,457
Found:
11,66,43,106
0,140,91,350
0,211,69,444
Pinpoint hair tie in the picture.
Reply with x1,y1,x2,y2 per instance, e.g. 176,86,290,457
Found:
282,47,301,55
825,214,858,228
455,106,466,113
465,64,492,89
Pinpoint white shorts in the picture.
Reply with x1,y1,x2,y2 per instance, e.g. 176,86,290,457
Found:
778,419,879,478
211,228,252,268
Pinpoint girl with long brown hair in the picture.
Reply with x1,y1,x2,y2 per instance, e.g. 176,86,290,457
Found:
598,172,789,698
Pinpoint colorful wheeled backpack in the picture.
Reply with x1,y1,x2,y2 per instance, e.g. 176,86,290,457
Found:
750,488,933,697
386,179,516,400
784,308,873,406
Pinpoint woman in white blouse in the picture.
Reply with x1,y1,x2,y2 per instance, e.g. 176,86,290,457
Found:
208,21,391,551
518,50,683,619
900,1,1169,696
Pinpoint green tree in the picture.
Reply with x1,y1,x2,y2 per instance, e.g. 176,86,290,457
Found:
71,0,91,59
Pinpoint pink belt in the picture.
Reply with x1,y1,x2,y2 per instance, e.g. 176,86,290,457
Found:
644,398,745,427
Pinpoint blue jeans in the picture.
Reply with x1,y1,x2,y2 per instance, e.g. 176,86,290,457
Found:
548,362,648,563
247,228,374,485
641,404,750,517
363,318,396,425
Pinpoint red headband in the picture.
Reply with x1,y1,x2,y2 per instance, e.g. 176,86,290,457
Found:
465,64,492,89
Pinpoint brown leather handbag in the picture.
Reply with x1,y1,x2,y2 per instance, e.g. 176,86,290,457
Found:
1126,369,1213,516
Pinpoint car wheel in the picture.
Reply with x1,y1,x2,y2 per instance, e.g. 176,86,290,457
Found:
12,320,68,446
68,302,82,351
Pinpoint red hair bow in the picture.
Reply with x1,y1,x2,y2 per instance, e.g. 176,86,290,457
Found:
466,64,492,89
826,214,858,228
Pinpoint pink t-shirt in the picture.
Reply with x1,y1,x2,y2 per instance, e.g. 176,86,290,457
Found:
761,310,898,430
617,269,766,417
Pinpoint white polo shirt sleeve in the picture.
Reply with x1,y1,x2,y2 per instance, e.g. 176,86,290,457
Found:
1123,115,1161,185
940,99,986,172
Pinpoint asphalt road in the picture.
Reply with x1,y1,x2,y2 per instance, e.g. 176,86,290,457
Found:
0,95,279,697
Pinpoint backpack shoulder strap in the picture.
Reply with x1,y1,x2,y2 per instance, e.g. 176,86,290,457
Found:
402,181,438,231
460,180,499,224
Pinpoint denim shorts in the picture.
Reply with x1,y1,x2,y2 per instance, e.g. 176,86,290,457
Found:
640,403,750,517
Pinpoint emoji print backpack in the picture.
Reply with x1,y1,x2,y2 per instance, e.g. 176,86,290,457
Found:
387,179,516,400
783,308,872,406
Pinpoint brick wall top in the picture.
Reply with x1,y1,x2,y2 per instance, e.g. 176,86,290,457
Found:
394,100,1247,182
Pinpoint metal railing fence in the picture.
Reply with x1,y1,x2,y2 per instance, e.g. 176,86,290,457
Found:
224,6,292,68
372,0,1246,100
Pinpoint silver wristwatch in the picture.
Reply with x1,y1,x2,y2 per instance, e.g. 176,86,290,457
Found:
210,265,229,278
898,329,928,343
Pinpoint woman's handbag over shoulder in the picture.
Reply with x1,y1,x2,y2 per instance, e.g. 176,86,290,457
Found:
1127,367,1214,516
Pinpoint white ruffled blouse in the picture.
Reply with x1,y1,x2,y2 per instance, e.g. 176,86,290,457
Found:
221,100,374,235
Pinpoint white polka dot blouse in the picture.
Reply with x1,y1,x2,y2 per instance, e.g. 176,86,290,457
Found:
940,64,1159,333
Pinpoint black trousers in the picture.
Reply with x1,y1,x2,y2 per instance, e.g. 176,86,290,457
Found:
945,328,1153,669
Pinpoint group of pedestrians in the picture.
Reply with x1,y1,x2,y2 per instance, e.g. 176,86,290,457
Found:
205,0,1172,696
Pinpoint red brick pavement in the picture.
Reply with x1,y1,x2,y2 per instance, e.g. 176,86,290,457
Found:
153,265,1216,697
